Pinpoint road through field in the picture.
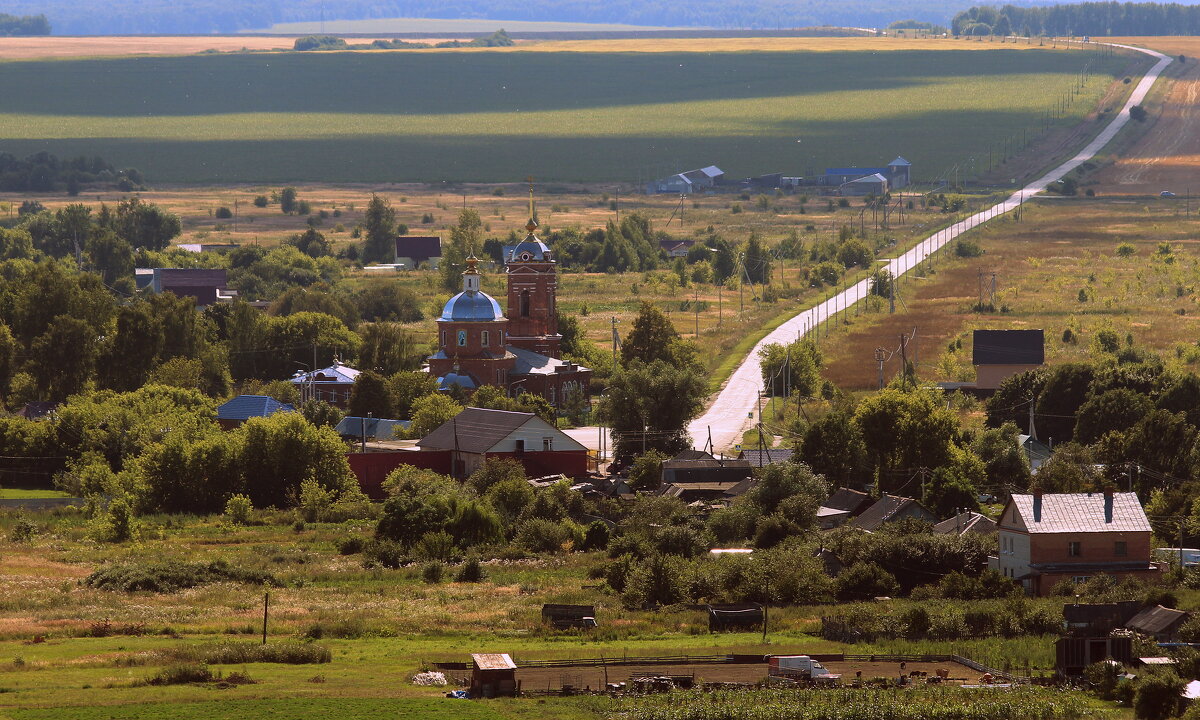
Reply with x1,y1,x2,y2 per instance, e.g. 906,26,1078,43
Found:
689,42,1173,454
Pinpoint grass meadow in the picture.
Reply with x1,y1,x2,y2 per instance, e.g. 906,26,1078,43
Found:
817,196,1200,389
0,39,1133,183
0,508,1116,720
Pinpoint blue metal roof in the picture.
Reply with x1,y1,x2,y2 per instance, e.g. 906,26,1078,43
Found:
508,238,552,263
437,373,478,391
440,290,503,321
216,395,296,421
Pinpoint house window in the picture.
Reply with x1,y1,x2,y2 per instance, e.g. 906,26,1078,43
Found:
543,437,553,451
1072,576,1091,584
1068,541,1082,557
457,330,467,347
482,330,490,347
1114,541,1127,557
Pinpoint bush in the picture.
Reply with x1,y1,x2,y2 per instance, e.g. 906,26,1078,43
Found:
337,537,366,555
223,494,252,525
955,239,984,258
163,641,331,665
362,539,405,568
1130,104,1148,122
516,517,577,553
581,521,611,551
214,206,233,219
1134,669,1184,720
414,531,456,561
253,195,269,208
143,663,216,686
454,556,486,582
422,561,446,584
835,562,900,601
84,560,277,593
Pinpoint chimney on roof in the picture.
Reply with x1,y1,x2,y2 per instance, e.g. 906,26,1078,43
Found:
1104,487,1114,524
1033,489,1043,523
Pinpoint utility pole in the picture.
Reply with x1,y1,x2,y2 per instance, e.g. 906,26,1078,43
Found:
899,333,909,391
694,284,700,337
717,283,722,326
615,187,620,224
875,347,886,389
610,317,619,361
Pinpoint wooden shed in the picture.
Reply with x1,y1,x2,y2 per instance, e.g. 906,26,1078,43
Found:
1055,635,1133,677
707,603,764,632
470,653,517,698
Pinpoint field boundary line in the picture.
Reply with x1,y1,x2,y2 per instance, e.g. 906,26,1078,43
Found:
690,40,1173,453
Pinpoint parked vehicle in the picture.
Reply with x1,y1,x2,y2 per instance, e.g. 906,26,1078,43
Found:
768,655,841,682
1161,191,1177,198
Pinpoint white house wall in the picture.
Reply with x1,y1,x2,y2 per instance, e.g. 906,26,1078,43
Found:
486,417,586,453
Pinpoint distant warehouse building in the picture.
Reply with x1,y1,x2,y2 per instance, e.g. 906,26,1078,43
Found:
824,157,911,189
647,166,724,194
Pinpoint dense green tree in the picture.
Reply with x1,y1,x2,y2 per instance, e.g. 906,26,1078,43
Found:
347,370,393,418
743,233,771,284
407,393,463,438
986,368,1047,433
285,227,330,258
621,301,680,366
268,284,359,328
357,322,425,376
627,450,667,492
467,456,526,495
389,371,438,420
279,187,299,214
921,463,981,519
115,197,180,251
759,339,822,397
1075,388,1152,445
299,399,342,428
799,410,868,488
1035,363,1095,444
973,422,1032,490
86,229,133,286
239,412,356,508
30,315,96,400
854,389,959,484
353,280,423,323
602,359,705,464
1157,373,1200,427
746,460,829,527
362,193,396,264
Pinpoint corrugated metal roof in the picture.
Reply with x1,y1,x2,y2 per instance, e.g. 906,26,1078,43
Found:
972,329,1044,365
850,495,933,532
1126,605,1189,635
472,653,516,670
292,361,360,385
738,448,795,467
823,487,872,514
216,395,295,421
933,511,997,536
1009,492,1151,533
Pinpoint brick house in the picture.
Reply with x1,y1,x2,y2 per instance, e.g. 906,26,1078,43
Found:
990,490,1162,596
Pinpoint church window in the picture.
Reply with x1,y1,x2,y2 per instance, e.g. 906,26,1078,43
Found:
520,290,530,317
481,330,489,346
441,330,447,347
549,387,556,405
457,330,467,347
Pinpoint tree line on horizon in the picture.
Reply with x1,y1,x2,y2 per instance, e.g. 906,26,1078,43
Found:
5,0,1065,36
954,2,1200,36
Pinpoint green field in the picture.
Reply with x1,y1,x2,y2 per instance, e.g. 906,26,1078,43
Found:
256,17,683,33
0,43,1131,184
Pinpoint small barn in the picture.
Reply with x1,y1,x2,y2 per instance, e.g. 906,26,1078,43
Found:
1055,635,1133,677
394,235,442,269
839,173,889,196
849,494,936,532
707,603,764,632
1126,605,1190,641
541,604,597,629
470,653,518,698
972,329,1045,391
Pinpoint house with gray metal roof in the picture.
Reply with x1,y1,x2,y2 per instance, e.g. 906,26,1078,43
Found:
416,406,587,478
849,494,936,532
216,395,295,429
989,490,1161,596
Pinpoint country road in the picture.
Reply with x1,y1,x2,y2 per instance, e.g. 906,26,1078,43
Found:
687,42,1173,454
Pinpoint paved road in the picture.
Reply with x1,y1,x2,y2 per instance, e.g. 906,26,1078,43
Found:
688,42,1173,454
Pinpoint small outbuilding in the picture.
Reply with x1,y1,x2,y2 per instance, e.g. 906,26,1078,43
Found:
541,604,597,629
972,329,1045,391
470,653,517,698
1126,605,1190,641
707,603,764,632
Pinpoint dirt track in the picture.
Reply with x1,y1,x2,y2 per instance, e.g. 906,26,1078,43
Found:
508,659,976,691
1096,38,1200,194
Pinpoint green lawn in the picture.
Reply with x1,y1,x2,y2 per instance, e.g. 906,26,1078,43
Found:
4,698,512,720
0,45,1130,183
0,489,70,499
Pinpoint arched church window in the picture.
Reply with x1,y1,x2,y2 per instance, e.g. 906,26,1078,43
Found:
520,290,530,317
457,330,467,346
482,330,490,347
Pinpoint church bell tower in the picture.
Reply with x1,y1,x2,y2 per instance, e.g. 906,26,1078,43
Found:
505,185,561,358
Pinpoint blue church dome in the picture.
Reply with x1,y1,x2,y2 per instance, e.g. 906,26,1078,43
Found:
441,290,503,321
508,238,552,263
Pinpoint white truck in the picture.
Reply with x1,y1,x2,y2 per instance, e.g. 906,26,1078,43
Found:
768,655,841,682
